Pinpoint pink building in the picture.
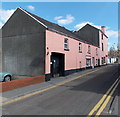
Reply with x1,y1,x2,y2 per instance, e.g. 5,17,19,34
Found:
45,25,108,79
2,8,108,81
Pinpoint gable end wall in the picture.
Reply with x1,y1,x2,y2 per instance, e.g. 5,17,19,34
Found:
2,8,46,78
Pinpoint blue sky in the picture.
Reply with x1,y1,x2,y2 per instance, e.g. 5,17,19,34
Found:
0,2,118,50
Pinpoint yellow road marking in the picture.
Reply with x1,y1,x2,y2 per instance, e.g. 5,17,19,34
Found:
87,78,119,117
0,96,8,102
95,80,120,116
1,66,107,107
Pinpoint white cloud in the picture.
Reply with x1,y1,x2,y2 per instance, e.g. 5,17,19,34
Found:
118,30,120,37
0,9,15,23
108,42,111,46
0,8,15,28
0,22,4,28
74,21,101,30
109,42,118,50
106,30,118,38
27,5,35,11
54,16,63,20
54,14,75,25
74,21,118,39
74,21,92,29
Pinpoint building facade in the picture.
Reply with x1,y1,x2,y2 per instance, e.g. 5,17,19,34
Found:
2,8,108,81
45,27,108,78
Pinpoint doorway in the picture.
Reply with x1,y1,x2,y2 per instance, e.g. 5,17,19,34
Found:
50,52,65,77
98,59,100,66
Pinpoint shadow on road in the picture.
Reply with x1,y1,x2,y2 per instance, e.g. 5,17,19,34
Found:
63,64,120,95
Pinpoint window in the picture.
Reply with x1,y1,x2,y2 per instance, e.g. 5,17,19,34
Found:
102,43,104,51
96,59,98,65
101,57,104,64
102,57,106,64
96,48,98,55
86,59,91,67
104,57,105,63
79,43,82,53
64,38,69,50
88,45,91,54
101,33,103,39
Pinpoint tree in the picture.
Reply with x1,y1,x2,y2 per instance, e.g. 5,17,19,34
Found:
108,46,116,58
117,43,120,58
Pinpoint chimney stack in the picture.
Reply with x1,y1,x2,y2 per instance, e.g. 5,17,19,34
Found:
101,26,106,34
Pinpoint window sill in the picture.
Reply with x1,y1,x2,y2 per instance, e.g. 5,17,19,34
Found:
79,51,82,53
87,52,91,54
64,48,69,51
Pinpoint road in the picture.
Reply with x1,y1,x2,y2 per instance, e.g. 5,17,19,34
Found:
2,64,120,116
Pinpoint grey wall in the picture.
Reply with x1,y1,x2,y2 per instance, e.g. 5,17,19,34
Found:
74,24,99,47
2,8,46,78
0,29,2,72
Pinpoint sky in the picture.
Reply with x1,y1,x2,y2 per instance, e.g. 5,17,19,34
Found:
0,2,118,50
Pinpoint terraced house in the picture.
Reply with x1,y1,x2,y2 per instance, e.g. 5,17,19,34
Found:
2,8,108,81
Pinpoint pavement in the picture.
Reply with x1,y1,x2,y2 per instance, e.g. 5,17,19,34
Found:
1,64,120,116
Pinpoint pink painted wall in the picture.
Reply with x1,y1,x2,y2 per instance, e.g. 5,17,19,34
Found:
99,31,108,65
45,30,108,74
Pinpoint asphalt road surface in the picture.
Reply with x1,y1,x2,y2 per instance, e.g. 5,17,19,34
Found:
2,64,120,116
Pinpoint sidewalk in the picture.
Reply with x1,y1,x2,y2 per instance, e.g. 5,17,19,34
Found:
1,66,107,104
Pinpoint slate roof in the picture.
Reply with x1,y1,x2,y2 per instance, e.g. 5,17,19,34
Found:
19,8,108,47
80,23,108,38
22,8,83,41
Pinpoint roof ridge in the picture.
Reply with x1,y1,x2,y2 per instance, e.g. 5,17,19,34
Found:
22,8,74,32
17,7,100,47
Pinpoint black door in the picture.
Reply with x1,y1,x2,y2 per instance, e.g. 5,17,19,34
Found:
98,59,100,66
51,53,64,77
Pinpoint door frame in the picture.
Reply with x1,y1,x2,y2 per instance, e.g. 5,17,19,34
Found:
50,52,65,77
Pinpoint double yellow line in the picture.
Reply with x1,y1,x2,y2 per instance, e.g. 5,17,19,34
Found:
87,76,120,117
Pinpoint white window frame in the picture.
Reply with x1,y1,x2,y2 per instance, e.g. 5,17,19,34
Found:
86,59,91,67
64,38,69,50
96,59,98,65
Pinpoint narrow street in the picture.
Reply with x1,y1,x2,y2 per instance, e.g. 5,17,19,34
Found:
2,64,120,116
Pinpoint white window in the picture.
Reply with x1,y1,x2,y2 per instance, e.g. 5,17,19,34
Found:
64,38,69,50
86,59,91,67
79,43,82,52
104,57,105,63
101,57,104,64
96,59,98,65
